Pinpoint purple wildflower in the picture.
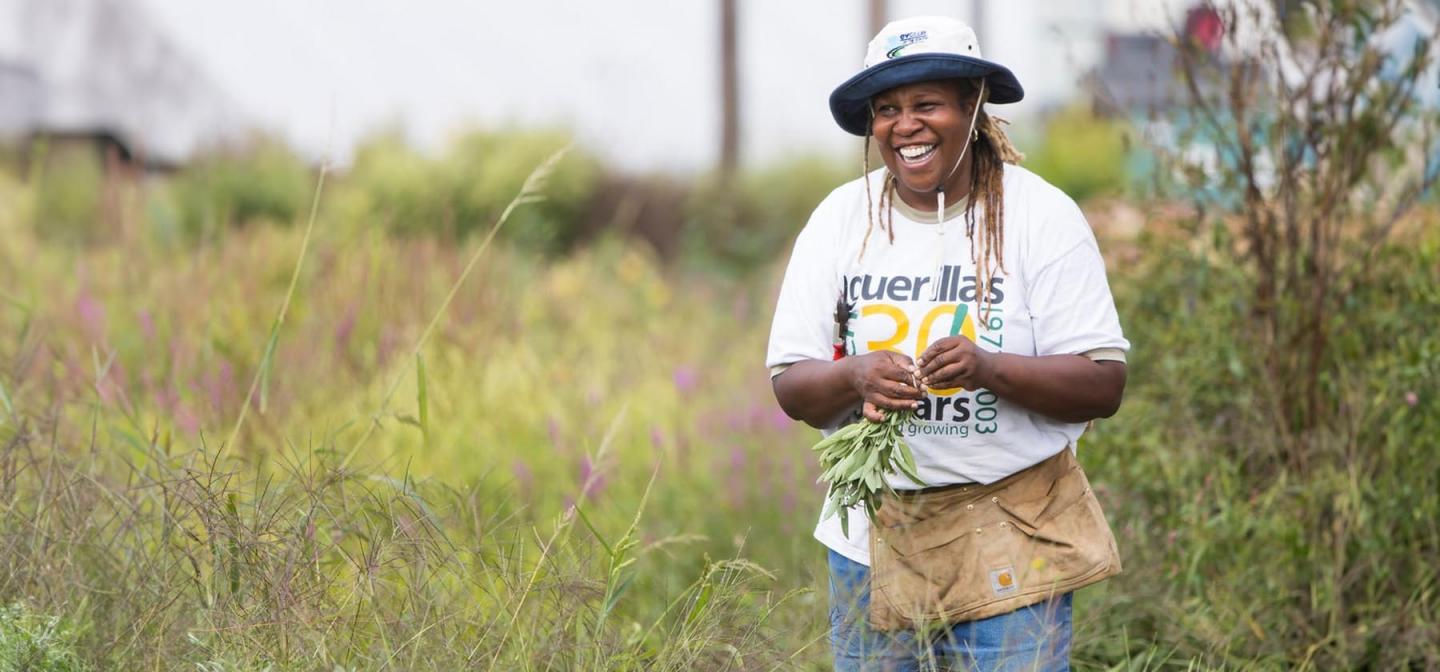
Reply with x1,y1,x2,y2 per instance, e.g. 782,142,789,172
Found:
767,407,792,431
334,305,358,349
729,447,747,471
206,361,234,414
672,365,699,395
174,404,200,434
547,416,566,453
579,455,607,499
780,490,797,514
75,290,105,342
512,459,534,493
137,309,155,341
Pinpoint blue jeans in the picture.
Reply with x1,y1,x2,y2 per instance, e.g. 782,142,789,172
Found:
828,550,1072,671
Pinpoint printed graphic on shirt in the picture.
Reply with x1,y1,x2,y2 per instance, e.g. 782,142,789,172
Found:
843,264,1008,439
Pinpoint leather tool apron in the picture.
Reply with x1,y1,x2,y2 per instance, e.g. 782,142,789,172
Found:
867,447,1122,631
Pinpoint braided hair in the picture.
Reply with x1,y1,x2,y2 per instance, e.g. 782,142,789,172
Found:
857,78,1024,317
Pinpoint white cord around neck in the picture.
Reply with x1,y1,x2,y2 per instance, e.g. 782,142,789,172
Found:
935,79,987,199
929,189,947,300
929,81,985,300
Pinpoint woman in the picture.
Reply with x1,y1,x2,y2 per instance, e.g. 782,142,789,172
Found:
766,16,1130,671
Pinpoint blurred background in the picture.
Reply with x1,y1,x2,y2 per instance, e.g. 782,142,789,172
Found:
0,0,1241,169
0,0,1437,670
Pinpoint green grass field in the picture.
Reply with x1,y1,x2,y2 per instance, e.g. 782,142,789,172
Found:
0,157,1437,669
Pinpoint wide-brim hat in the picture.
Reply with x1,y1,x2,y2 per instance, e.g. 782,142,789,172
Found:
830,16,1024,136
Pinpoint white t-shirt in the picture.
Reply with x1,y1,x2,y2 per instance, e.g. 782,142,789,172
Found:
766,164,1130,565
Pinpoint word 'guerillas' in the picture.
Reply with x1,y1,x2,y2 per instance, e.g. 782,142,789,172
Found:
846,267,1005,304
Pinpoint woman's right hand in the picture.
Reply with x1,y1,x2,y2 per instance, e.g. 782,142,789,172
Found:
845,351,925,421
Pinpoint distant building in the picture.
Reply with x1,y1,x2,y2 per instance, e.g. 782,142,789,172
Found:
1088,1,1438,118
1091,32,1180,116
0,0,243,174
1089,5,1221,117
0,61,41,132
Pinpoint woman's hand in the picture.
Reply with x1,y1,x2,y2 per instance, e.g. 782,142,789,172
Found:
916,336,994,392
846,351,925,421
916,338,1127,423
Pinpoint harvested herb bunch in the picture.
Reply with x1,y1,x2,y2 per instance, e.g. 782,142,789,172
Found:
813,408,925,537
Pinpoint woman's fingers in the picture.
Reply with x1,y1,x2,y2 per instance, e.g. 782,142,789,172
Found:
866,390,921,413
919,340,976,379
878,372,925,399
919,350,962,380
921,362,973,390
862,397,908,423
880,354,919,381
917,337,964,370
866,354,922,398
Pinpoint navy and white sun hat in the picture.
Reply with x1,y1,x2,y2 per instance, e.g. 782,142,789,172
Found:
829,16,1024,136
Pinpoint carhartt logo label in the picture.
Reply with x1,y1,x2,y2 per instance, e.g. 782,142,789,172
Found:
989,567,1018,596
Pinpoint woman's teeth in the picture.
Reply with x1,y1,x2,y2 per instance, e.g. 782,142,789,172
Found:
898,144,936,164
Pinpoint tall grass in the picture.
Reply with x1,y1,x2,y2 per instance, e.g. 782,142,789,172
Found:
0,414,817,670
1,146,1437,668
0,153,830,669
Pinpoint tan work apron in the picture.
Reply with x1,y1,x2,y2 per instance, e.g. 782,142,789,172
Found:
867,447,1122,631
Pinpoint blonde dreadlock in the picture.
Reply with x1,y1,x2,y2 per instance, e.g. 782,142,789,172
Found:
858,117,899,262
855,78,1025,320
965,106,1023,319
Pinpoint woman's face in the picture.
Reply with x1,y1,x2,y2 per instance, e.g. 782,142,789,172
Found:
871,80,980,208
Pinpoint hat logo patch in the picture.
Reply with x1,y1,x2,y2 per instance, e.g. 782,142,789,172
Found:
885,30,928,59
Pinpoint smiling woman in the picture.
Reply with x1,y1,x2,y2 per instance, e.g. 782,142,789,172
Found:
860,76,1025,315
767,15,1131,672
872,81,983,198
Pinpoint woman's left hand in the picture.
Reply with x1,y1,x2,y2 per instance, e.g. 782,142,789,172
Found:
916,336,994,391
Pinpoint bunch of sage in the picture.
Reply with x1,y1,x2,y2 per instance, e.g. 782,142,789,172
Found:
813,409,925,537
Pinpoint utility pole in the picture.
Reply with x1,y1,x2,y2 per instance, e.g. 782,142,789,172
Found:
719,0,740,182
972,0,986,37
868,0,886,38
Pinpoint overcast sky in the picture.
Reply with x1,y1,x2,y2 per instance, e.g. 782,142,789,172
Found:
132,0,1185,171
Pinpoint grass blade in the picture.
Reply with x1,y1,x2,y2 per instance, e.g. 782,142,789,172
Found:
225,163,329,453
343,147,570,469
416,353,430,448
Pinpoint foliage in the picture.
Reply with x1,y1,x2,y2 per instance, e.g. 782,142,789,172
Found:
6,176,1437,668
0,603,89,672
1166,0,1438,467
0,199,825,668
813,410,921,538
333,127,601,253
1021,105,1132,202
1076,214,1439,670
684,156,851,272
29,143,103,244
171,134,314,238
